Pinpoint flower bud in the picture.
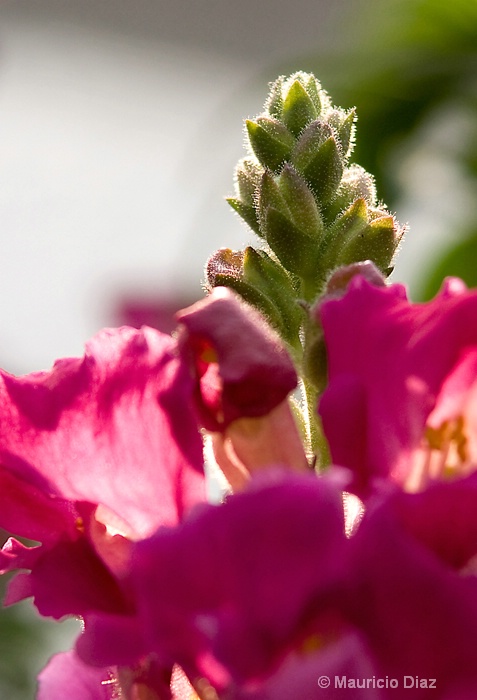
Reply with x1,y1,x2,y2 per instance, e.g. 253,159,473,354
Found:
278,164,324,240
324,165,377,222
234,158,263,206
282,79,318,137
327,108,356,157
265,76,285,119
246,116,295,173
205,248,282,330
322,261,387,300
226,197,262,236
291,120,334,171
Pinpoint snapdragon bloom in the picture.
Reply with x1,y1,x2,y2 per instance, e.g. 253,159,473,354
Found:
0,324,206,696
318,275,477,496
0,288,301,698
126,468,477,699
177,287,307,489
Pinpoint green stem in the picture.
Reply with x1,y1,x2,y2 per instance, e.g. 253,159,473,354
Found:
302,380,330,469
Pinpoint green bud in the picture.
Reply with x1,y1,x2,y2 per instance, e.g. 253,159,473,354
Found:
246,116,295,173
227,197,262,237
264,206,318,277
257,171,292,230
340,215,398,271
301,137,344,205
243,247,303,346
282,80,317,137
291,120,333,172
327,109,356,158
206,248,285,331
303,74,324,115
323,165,376,223
265,76,284,119
278,164,324,240
317,198,369,276
234,158,263,206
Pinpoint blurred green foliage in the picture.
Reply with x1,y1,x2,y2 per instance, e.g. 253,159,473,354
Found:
0,536,79,700
300,0,477,297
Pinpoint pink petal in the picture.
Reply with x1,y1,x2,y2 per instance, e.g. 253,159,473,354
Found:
0,326,205,538
132,472,346,683
177,288,297,431
28,536,129,619
318,276,477,493
0,467,78,543
76,612,147,667
37,651,116,700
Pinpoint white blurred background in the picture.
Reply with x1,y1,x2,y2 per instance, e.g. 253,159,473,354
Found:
1,1,472,375
0,0,351,373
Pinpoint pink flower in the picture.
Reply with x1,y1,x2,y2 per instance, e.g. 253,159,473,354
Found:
346,474,477,697
177,287,297,432
0,290,304,697
130,471,351,695
0,325,206,695
37,651,115,700
127,470,477,699
318,275,477,496
177,288,307,488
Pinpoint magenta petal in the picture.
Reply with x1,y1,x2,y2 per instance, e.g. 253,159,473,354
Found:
388,473,477,571
177,288,297,430
76,612,147,667
0,537,42,574
0,326,205,538
29,537,129,619
3,571,34,605
318,276,477,491
0,467,78,543
37,651,116,700
237,633,384,700
350,503,477,690
132,472,346,682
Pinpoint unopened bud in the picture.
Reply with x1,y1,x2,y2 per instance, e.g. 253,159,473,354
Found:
246,116,295,173
282,79,318,137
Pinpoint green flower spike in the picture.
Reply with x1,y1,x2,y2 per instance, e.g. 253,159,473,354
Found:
223,71,404,300
206,71,406,463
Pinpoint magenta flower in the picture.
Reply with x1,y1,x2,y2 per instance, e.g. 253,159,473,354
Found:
318,275,477,496
346,474,477,697
130,471,352,695
0,290,304,697
0,325,207,696
177,288,307,489
37,651,115,700
177,287,297,432
127,470,477,699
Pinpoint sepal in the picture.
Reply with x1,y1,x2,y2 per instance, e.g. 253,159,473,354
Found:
246,117,295,173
